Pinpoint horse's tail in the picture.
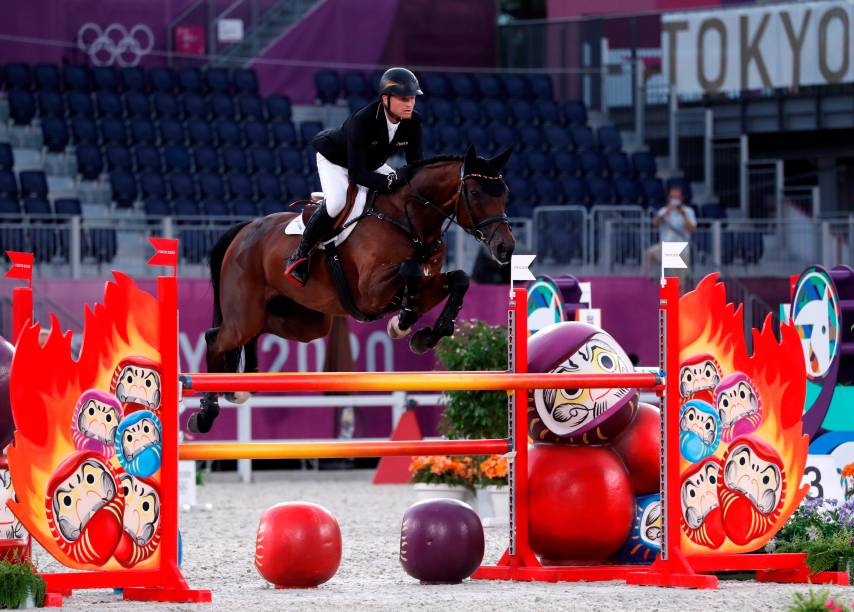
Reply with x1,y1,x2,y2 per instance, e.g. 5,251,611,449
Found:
209,221,251,328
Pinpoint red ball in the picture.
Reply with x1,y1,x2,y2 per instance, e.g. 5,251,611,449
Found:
255,502,342,588
612,402,661,496
528,444,634,561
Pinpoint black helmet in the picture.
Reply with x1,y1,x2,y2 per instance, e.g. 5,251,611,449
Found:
379,67,422,97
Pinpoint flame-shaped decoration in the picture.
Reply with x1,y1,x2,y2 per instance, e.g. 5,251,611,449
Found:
679,274,808,555
6,272,162,570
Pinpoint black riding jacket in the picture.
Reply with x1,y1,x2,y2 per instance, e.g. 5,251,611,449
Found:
312,101,423,193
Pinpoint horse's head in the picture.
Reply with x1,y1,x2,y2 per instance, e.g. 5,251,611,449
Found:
456,144,515,265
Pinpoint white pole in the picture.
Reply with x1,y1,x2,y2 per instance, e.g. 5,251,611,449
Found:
237,400,252,483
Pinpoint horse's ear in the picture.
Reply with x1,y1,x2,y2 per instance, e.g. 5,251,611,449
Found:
464,144,477,171
488,146,513,172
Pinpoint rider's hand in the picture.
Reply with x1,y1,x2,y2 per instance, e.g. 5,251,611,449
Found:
384,170,408,193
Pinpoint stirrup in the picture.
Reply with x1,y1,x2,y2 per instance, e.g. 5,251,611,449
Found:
284,256,309,286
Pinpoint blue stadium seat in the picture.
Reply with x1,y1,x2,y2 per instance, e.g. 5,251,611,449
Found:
74,145,104,181
92,66,118,92
23,196,52,217
429,98,455,124
554,151,580,177
505,149,527,178
105,144,133,172
100,117,128,145
249,147,276,174
204,68,230,94
421,126,436,152
642,178,666,206
0,172,18,199
233,68,259,95
508,99,535,125
96,91,123,118
201,199,230,217
300,121,324,146
140,172,167,199
149,67,177,93
63,65,91,92
0,198,21,221
154,92,180,118
278,147,303,173
271,122,298,147
518,125,541,150
464,125,492,152
193,146,220,173
500,74,529,99
422,73,450,98
438,125,464,150
124,91,151,118
597,125,623,153
174,198,201,219
587,176,615,204
529,74,553,100
135,144,161,172
208,94,235,120
238,94,265,121
54,197,82,217
483,99,509,125
450,74,477,99
170,172,196,200
563,100,588,126
232,199,259,218
187,119,214,145
266,95,292,122
256,173,282,200
179,227,213,263
164,144,191,173
67,91,94,117
614,176,643,204
560,176,588,205
5,63,32,90
698,203,725,219
631,151,657,178
475,74,503,99
506,175,533,202
178,67,204,94
9,90,36,124
491,124,517,151
120,67,147,92
227,172,254,200
571,125,596,151
216,120,243,146
244,121,269,147
144,198,172,219
34,64,61,91
0,144,13,171
182,93,208,119
533,176,560,203
533,99,561,124
666,177,693,203
37,90,64,117
110,170,137,207
314,70,340,104
71,117,98,144
41,118,69,152
259,199,286,216
605,152,631,177
158,118,185,145
455,99,482,124
222,147,248,174
30,225,59,262
19,171,48,199
284,174,310,199
130,118,157,144
198,173,225,200
543,125,572,151
580,150,606,176
342,72,370,98
525,150,554,176
304,149,318,173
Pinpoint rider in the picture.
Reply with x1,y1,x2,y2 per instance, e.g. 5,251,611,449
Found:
284,67,425,286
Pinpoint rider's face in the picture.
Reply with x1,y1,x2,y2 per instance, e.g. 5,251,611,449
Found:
387,95,415,120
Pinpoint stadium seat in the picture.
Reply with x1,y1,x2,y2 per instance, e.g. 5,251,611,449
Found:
529,74,554,100
164,144,192,173
488,124,515,150
100,117,128,145
30,225,59,262
259,198,286,216
587,177,615,204
208,94,235,120
178,67,204,94
614,176,643,204
105,144,133,172
34,64,61,91
109,170,138,207
641,178,666,206
124,91,151,118
450,74,477,99
0,198,21,222
249,147,276,174
0,172,19,199
238,94,265,121
483,99,510,125
232,199,259,218
149,67,177,93
525,150,554,176
421,125,436,151
429,98,455,124
475,74,503,99
216,120,243,147
501,74,530,99
0,144,13,171
96,91,123,118
41,117,69,152
560,176,588,205
597,125,623,153
256,173,282,200
278,147,304,173
422,73,451,98
154,92,180,118
193,146,220,173
503,148,526,177
187,119,214,146
140,172,168,199
63,65,91,92
698,203,725,219
506,175,533,202
508,99,535,125
222,147,248,173
120,67,147,92
571,125,596,151
135,144,161,172
201,199,230,217
74,145,104,181
67,91,94,117
244,121,270,147
438,125,464,150
464,125,492,153
179,227,213,263
631,151,657,178
233,68,259,95
300,121,324,146
284,174,310,199
204,68,231,94
533,176,560,203
144,197,172,219
170,172,196,200
174,198,201,219
182,93,208,119
198,173,226,200
92,66,118,92
130,118,157,144
342,72,371,98
37,90,64,117
455,99,482,124
5,63,32,90
518,125,541,150
563,101,588,126
23,196,52,217
19,171,48,199
554,151,580,177
71,117,98,144
543,125,572,151
54,197,82,217
9,90,36,125
314,70,340,104
606,152,632,177
271,122,298,147
580,150,606,177
304,150,318,174
266,95,292,122
158,118,185,145
227,172,254,200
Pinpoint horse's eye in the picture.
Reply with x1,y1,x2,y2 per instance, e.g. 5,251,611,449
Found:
470,190,480,197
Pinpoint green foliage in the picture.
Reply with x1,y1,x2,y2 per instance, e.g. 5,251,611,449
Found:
777,531,854,578
787,588,851,612
0,561,46,609
435,320,508,441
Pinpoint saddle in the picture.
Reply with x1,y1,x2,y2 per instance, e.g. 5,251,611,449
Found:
296,182,361,232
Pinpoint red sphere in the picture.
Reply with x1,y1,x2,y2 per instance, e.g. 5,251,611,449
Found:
528,444,634,561
255,502,342,588
612,402,661,496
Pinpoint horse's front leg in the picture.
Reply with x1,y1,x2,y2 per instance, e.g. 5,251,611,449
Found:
387,261,423,339
409,269,470,354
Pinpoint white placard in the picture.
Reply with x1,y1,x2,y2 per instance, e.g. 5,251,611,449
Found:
178,460,197,509
217,19,244,43
577,308,602,328
802,454,846,502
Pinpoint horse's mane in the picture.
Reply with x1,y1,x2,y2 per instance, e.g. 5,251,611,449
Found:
400,154,462,175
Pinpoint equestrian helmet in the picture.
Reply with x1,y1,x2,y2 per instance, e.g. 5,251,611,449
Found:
379,67,423,97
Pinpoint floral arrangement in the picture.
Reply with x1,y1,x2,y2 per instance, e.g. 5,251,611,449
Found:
478,455,509,487
409,455,476,488
842,463,854,499
769,497,854,579
787,588,851,612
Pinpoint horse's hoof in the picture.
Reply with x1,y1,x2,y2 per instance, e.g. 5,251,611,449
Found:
387,315,411,340
225,391,251,405
409,329,436,354
188,412,215,434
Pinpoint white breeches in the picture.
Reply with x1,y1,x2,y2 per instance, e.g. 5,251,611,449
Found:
316,153,394,217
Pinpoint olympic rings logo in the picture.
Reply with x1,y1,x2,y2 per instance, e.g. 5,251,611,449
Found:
77,23,155,67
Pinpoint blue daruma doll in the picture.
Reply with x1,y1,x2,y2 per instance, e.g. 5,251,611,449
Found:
679,400,721,463
115,410,162,477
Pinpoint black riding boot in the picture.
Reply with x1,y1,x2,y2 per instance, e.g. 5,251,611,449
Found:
284,203,335,286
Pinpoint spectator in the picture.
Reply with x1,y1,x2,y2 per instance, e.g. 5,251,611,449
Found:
644,186,696,289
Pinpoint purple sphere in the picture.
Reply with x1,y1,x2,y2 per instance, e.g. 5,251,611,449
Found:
0,336,12,451
399,498,484,584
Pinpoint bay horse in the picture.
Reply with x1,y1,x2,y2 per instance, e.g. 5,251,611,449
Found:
188,144,515,434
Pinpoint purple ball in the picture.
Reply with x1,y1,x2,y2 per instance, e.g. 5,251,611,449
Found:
0,336,12,451
399,498,484,584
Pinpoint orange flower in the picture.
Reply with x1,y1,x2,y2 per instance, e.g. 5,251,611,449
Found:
843,463,854,478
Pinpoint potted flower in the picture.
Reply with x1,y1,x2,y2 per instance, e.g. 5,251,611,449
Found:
409,455,476,504
479,454,510,523
0,561,46,609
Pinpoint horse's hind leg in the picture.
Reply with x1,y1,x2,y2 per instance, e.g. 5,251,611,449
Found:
410,270,470,354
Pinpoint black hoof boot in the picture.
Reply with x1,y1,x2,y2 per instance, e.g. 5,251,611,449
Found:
188,396,220,434
409,328,438,354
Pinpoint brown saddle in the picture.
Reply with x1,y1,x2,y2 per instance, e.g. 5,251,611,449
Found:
293,182,360,231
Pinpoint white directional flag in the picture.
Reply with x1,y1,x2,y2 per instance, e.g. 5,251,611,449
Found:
661,241,688,274
511,254,536,282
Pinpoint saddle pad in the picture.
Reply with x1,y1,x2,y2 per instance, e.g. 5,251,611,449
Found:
284,185,368,248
